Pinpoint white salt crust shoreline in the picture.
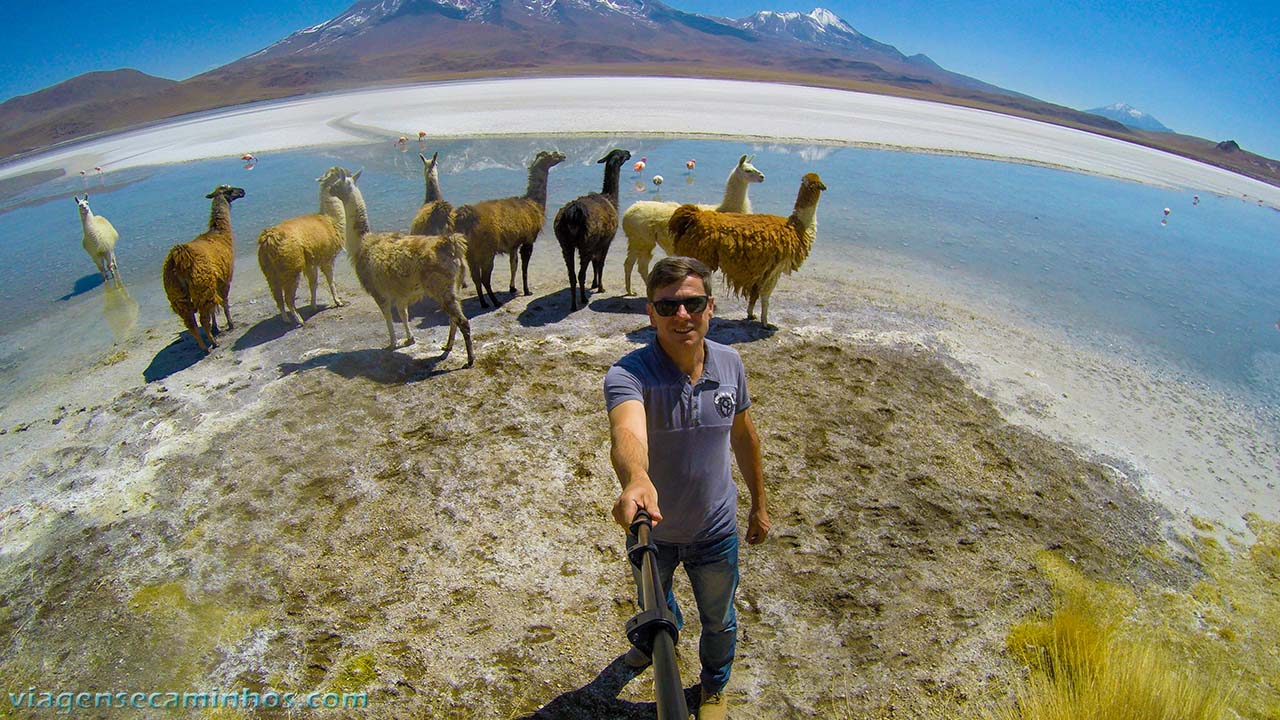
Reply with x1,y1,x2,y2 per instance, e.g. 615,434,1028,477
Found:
3,76,1279,209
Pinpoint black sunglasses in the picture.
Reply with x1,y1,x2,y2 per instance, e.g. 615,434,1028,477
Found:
650,295,710,317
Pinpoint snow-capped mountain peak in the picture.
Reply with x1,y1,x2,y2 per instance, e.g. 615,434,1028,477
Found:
1085,102,1173,133
807,7,858,34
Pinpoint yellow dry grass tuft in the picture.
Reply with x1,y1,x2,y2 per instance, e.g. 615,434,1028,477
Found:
990,550,1232,720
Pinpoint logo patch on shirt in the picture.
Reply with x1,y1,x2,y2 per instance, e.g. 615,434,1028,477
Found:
714,391,737,418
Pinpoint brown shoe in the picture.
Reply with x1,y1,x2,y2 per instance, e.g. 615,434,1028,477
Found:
623,646,651,669
699,688,727,720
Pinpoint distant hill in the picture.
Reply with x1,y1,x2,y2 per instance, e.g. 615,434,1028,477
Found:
0,2,1275,189
0,70,177,154
1086,103,1173,133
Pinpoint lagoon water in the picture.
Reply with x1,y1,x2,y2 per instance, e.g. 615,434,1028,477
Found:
1,135,1278,412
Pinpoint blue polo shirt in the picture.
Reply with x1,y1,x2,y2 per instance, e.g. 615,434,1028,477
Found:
604,338,751,544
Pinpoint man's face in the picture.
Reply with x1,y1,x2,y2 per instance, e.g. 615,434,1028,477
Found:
648,274,715,352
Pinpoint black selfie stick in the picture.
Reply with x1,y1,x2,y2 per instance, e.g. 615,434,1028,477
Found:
626,509,690,720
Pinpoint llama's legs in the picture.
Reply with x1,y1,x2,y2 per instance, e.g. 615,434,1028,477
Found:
219,282,234,331
106,251,121,286
591,257,605,293
95,256,110,283
519,243,534,295
562,247,580,311
480,259,500,308
507,251,519,294
746,285,760,322
623,251,637,295
321,261,345,307
469,258,488,308
198,308,217,350
283,273,304,326
399,304,415,346
446,299,474,366
378,303,398,348
306,265,320,308
268,276,287,321
182,312,210,352
576,257,591,307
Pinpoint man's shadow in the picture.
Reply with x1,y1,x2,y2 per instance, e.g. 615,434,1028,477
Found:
516,655,701,719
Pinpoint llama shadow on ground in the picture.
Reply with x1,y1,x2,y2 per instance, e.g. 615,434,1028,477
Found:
457,290,522,319
590,295,647,315
278,346,460,384
517,288,582,327
232,306,332,352
514,655,701,720
623,317,776,346
57,274,105,302
143,335,208,383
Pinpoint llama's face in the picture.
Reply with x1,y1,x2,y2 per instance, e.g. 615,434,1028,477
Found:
321,170,360,202
75,196,90,215
421,152,439,177
206,185,246,203
802,173,827,192
597,149,632,169
737,156,765,185
534,150,566,170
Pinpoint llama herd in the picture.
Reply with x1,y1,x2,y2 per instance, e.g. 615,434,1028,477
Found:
78,147,826,368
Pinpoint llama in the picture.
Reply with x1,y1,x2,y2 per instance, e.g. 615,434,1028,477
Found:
669,172,826,326
620,154,765,295
410,151,467,291
320,167,473,366
161,185,247,352
410,151,454,236
553,148,632,311
256,175,347,326
453,150,566,308
75,195,121,286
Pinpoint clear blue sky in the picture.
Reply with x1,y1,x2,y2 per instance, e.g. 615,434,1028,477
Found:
8,1,1280,159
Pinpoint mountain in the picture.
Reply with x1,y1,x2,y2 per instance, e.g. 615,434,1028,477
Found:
0,70,177,149
3,1,1052,160
1086,103,1173,133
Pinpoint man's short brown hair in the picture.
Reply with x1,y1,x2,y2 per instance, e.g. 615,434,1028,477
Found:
646,256,714,301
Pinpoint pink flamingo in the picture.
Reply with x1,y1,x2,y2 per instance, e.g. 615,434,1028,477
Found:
633,159,646,174
686,159,696,172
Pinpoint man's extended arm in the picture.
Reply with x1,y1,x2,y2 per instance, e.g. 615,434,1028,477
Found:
731,408,770,544
609,400,663,528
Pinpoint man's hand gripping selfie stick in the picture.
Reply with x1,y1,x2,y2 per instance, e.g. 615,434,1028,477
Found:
626,509,691,720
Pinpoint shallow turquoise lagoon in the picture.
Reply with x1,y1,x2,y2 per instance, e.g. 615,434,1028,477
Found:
1,135,1277,403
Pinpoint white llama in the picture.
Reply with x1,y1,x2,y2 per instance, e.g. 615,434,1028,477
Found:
75,195,121,286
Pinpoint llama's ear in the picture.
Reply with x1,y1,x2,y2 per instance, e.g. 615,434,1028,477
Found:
420,153,428,165
739,154,748,166
431,151,438,164
353,169,363,182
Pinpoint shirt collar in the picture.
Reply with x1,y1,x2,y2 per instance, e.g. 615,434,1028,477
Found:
651,339,722,384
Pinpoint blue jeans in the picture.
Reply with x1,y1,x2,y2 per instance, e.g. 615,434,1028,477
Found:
627,532,739,693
